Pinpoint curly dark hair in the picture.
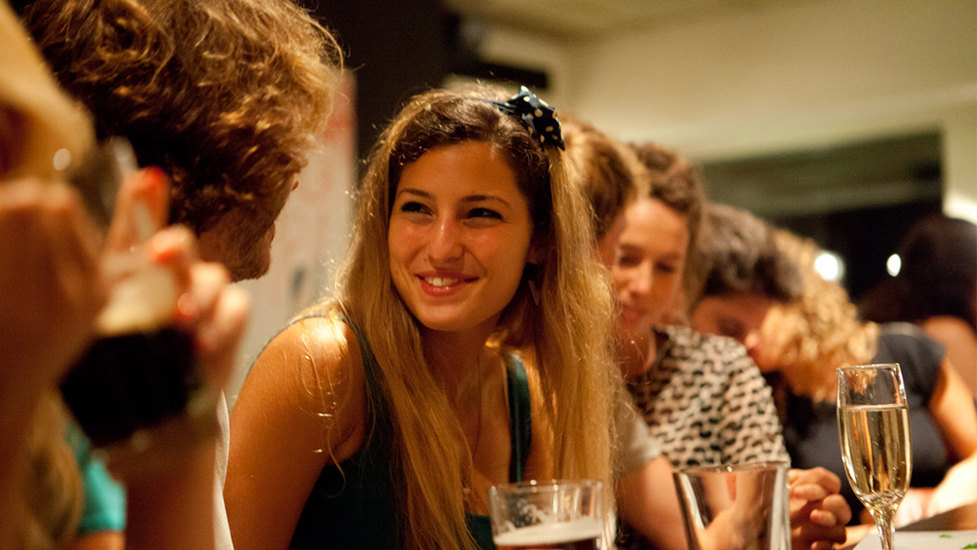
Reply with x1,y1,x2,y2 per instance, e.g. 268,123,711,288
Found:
21,0,342,234
690,203,803,308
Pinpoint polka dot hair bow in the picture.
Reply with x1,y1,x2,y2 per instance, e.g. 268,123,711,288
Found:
491,86,565,150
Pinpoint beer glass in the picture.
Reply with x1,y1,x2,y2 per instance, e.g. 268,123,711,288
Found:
673,461,790,550
837,363,912,550
487,479,603,550
58,138,211,459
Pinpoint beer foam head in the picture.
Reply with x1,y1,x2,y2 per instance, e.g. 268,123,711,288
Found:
493,517,602,546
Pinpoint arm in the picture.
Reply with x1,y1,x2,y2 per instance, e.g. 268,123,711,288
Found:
224,318,368,550
921,317,977,397
0,180,104,549
927,358,977,462
895,358,977,526
112,226,249,550
96,170,248,550
921,359,977,515
616,456,688,550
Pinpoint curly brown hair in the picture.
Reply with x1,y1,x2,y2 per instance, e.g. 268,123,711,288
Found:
762,230,878,400
21,0,342,234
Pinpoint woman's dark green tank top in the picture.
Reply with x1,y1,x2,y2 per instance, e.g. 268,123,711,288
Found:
287,320,532,550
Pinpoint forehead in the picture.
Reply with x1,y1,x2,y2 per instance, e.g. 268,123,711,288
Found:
397,141,522,201
620,198,689,255
702,292,773,317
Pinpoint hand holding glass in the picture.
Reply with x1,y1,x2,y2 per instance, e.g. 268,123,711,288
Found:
837,363,912,550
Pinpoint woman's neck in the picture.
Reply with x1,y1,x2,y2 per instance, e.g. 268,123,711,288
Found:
421,326,495,405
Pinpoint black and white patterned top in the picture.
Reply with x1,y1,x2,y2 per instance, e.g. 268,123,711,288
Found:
627,325,789,468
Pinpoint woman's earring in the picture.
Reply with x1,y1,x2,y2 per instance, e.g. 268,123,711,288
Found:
526,263,541,306
529,278,540,306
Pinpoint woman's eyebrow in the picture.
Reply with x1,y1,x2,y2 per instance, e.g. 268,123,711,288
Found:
461,194,511,208
394,188,432,199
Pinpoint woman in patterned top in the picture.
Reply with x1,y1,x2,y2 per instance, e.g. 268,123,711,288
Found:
616,143,788,468
562,126,850,550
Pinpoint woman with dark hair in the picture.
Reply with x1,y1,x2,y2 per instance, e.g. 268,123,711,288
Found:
226,85,621,550
687,206,977,530
861,215,977,396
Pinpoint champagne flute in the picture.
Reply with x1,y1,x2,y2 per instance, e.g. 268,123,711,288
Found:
837,363,912,550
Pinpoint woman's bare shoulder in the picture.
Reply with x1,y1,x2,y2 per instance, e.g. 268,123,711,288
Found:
245,316,363,400
232,314,368,459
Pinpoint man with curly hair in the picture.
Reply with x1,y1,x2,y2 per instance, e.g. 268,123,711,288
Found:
19,0,342,282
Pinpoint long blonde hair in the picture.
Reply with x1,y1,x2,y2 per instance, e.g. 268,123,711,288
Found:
307,85,618,549
762,230,878,400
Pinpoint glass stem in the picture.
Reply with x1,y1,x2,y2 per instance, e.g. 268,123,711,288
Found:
872,509,897,550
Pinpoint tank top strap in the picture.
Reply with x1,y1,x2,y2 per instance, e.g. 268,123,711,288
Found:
506,354,532,482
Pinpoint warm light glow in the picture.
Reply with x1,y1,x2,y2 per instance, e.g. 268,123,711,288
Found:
53,148,72,171
887,254,902,277
815,251,845,282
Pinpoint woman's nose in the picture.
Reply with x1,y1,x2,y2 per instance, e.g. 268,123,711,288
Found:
427,217,463,262
743,330,762,354
628,261,653,297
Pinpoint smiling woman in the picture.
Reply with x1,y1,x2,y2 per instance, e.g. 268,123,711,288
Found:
388,142,534,334
224,85,621,550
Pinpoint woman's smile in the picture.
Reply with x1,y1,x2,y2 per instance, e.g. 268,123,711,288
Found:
417,271,477,295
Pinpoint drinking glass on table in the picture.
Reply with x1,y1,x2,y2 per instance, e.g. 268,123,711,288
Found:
672,461,791,550
837,363,913,550
487,479,604,549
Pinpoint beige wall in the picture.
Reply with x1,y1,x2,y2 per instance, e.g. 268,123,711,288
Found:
480,0,977,221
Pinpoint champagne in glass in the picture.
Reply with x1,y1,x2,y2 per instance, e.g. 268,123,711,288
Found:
837,363,912,550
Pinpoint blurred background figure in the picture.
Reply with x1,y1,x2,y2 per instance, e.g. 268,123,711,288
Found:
860,215,977,397
612,144,797,549
18,2,341,547
0,2,105,547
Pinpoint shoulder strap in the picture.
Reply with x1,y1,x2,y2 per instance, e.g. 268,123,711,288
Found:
506,355,532,482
